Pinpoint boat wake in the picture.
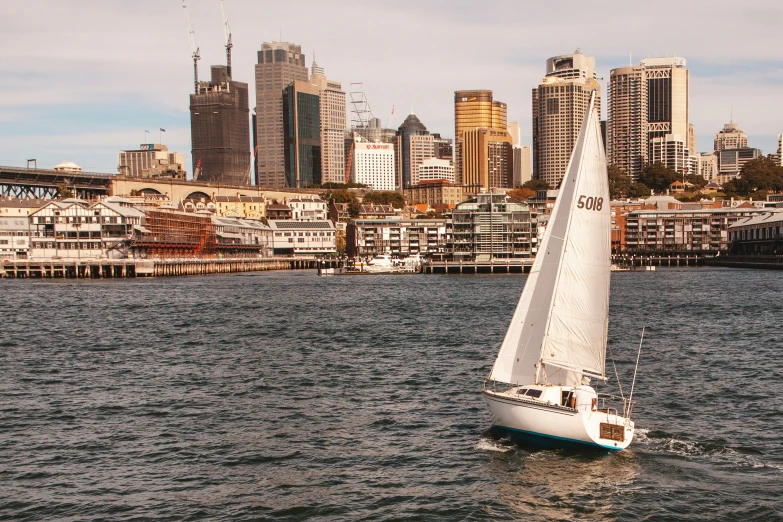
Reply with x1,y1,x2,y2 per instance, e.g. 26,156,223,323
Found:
475,436,514,453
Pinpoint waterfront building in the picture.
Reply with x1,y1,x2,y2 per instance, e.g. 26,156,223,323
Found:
404,180,464,210
212,216,272,256
282,80,322,188
607,65,648,181
729,210,783,255
350,136,396,191
532,51,600,187
451,192,537,261
454,90,507,185
255,42,309,187
625,207,762,252
309,61,346,185
395,114,434,188
288,196,328,221
118,144,185,179
268,219,336,256
418,158,455,183
266,202,293,220
714,122,748,152
527,189,559,216
190,65,251,185
29,199,144,260
513,146,532,187
212,195,266,218
462,128,514,191
610,200,647,253
0,197,45,259
346,218,449,258
717,147,763,183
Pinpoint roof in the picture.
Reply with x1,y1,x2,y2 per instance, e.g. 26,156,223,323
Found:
91,201,145,218
266,203,291,210
267,219,335,230
729,210,783,229
629,207,761,216
289,197,325,203
359,204,396,213
213,195,266,203
0,197,48,209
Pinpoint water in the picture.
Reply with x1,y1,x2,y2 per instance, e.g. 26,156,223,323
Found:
1,268,782,521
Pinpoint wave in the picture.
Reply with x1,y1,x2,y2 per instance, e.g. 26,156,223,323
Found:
475,436,514,453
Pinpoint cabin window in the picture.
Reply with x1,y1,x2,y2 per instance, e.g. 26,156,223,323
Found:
516,388,529,396
525,389,543,399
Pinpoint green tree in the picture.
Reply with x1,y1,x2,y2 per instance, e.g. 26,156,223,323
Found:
521,179,551,192
57,184,74,199
639,162,680,193
685,174,708,189
608,165,631,199
322,189,361,217
363,191,406,208
628,182,651,198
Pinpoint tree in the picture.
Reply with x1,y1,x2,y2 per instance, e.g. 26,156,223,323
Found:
608,165,631,199
685,174,708,189
321,189,361,217
507,187,535,201
520,179,551,192
638,162,680,193
628,182,651,198
739,157,783,193
57,184,74,199
363,191,406,209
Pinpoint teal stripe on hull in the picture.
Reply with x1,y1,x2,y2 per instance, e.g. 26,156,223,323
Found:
493,425,622,451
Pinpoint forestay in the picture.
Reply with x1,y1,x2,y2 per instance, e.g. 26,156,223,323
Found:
488,93,610,386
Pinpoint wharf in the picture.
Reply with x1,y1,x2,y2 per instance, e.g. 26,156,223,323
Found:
611,254,706,268
0,257,335,279
423,260,533,274
704,255,783,270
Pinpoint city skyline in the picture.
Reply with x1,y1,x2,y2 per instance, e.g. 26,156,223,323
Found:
2,1,782,177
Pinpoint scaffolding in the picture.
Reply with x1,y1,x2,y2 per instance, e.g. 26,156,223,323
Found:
133,209,217,258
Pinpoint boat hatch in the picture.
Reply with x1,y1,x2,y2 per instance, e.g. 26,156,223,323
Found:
600,423,625,442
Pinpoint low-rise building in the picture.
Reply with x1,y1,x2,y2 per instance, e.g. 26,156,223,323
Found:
0,197,47,259
625,207,762,252
451,193,536,261
118,143,186,179
213,195,266,218
729,210,783,255
346,218,449,258
357,204,399,219
404,180,464,211
266,203,293,220
212,216,272,256
268,219,336,256
289,196,328,221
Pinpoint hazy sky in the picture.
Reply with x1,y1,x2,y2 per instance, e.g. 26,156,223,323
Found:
2,0,781,177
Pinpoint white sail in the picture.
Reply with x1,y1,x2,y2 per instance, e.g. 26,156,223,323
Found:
489,93,609,386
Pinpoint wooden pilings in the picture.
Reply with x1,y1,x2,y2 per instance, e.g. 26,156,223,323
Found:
611,254,706,268
0,257,326,279
422,260,533,274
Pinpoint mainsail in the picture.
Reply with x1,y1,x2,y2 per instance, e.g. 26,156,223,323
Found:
489,93,610,386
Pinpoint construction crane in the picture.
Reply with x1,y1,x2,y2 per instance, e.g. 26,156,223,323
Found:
220,0,233,78
182,0,200,94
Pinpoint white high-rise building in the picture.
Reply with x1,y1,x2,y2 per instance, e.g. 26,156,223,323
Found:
418,158,455,183
351,136,395,191
714,122,748,152
310,61,347,185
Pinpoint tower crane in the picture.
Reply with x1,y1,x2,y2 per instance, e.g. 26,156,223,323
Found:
182,0,200,94
220,0,233,78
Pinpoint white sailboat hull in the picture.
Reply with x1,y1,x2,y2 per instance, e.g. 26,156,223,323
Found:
483,389,634,451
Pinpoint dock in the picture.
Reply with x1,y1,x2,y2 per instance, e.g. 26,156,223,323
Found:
422,259,533,274
0,257,337,279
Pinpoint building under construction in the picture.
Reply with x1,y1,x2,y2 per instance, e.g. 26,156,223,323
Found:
189,65,251,185
133,208,217,258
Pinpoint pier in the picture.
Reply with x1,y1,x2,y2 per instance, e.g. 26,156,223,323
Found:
0,257,339,279
611,254,706,268
422,259,533,274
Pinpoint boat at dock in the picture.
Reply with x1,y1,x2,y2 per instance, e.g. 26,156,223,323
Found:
483,93,637,451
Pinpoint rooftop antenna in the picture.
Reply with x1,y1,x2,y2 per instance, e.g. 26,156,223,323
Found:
220,0,233,78
182,0,200,94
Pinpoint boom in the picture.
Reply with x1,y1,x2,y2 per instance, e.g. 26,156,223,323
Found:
220,0,233,78
182,0,201,93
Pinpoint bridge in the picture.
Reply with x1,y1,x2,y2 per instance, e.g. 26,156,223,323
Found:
0,165,323,202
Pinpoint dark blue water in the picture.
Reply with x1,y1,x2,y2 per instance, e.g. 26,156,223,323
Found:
1,268,782,521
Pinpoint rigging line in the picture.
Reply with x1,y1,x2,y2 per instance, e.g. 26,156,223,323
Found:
608,342,625,402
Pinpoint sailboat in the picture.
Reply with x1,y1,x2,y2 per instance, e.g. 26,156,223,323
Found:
482,92,635,451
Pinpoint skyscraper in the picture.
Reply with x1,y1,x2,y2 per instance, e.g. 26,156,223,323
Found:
641,57,689,157
454,90,508,189
532,52,600,187
607,65,648,180
189,65,251,185
395,113,433,188
255,42,308,187
310,60,346,185
282,80,321,188
714,122,748,151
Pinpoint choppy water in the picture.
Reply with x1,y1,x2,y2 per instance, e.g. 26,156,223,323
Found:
1,268,782,521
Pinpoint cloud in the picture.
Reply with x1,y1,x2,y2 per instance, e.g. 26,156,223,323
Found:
1,0,782,178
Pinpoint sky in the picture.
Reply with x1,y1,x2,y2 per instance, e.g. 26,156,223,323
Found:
2,0,782,178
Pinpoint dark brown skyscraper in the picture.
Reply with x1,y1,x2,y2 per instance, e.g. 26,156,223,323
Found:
189,65,251,185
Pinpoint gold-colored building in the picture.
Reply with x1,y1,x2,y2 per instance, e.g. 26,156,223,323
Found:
454,90,509,189
213,195,266,218
462,129,514,189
